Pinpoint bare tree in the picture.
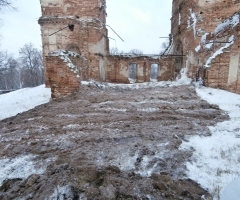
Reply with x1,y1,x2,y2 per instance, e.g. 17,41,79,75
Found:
110,47,125,55
19,43,44,87
0,0,19,90
0,44,44,90
160,34,173,55
128,49,143,55
0,50,9,70
0,0,15,12
0,0,16,42
159,39,170,54
110,47,119,55
0,51,19,90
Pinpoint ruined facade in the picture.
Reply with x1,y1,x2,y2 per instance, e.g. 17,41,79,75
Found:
38,0,109,97
172,0,240,93
39,0,240,98
38,0,174,98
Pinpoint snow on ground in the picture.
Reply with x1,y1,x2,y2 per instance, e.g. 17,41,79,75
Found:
3,77,240,199
180,87,240,199
0,85,51,120
0,155,52,187
48,185,85,200
82,67,191,90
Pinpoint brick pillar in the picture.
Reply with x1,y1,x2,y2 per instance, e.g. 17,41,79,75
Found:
46,56,81,98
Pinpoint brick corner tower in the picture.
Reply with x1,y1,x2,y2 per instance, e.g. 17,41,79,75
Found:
38,0,109,97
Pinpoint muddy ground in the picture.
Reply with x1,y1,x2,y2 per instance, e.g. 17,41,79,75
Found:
0,83,227,199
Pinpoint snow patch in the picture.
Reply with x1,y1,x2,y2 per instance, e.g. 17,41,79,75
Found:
49,50,81,76
188,9,197,38
176,66,192,85
0,155,51,186
214,13,240,35
63,124,81,129
28,116,43,121
98,107,127,112
180,87,240,199
150,78,158,83
110,151,138,172
82,76,192,91
201,33,209,44
195,45,201,52
179,12,181,25
128,78,136,84
0,85,51,120
205,35,235,68
137,108,159,113
204,42,213,49
48,185,84,200
57,114,82,118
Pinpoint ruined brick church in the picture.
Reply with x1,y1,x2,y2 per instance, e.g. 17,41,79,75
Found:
39,0,240,98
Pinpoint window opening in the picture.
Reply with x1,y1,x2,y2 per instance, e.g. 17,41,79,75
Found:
129,63,137,79
150,63,159,80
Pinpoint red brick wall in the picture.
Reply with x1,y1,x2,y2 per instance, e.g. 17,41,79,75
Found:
172,0,240,94
40,0,106,22
40,0,240,97
39,0,108,88
106,56,174,83
45,56,81,98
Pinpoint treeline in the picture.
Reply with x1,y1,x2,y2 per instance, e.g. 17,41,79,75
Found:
0,43,44,90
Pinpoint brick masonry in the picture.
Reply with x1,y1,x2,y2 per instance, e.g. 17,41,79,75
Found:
39,0,109,97
45,54,81,98
39,0,240,98
106,56,173,83
39,0,174,98
171,0,240,94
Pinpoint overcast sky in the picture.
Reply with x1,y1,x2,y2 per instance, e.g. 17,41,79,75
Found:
0,0,172,56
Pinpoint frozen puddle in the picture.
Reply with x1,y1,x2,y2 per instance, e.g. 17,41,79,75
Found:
180,87,240,199
0,154,53,186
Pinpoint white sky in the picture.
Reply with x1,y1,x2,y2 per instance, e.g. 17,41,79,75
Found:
0,0,172,56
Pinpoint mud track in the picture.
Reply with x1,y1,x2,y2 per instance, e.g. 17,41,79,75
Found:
0,84,227,199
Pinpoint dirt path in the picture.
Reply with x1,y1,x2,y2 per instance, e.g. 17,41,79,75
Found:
0,84,227,199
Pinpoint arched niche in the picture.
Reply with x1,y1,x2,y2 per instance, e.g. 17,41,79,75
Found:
66,44,81,54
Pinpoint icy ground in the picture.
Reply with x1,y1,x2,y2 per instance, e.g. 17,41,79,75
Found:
0,155,54,186
0,85,51,120
181,87,240,199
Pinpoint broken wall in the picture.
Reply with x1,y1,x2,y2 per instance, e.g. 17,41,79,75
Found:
39,0,109,90
106,56,174,83
172,0,240,93
39,0,175,98
45,50,81,98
